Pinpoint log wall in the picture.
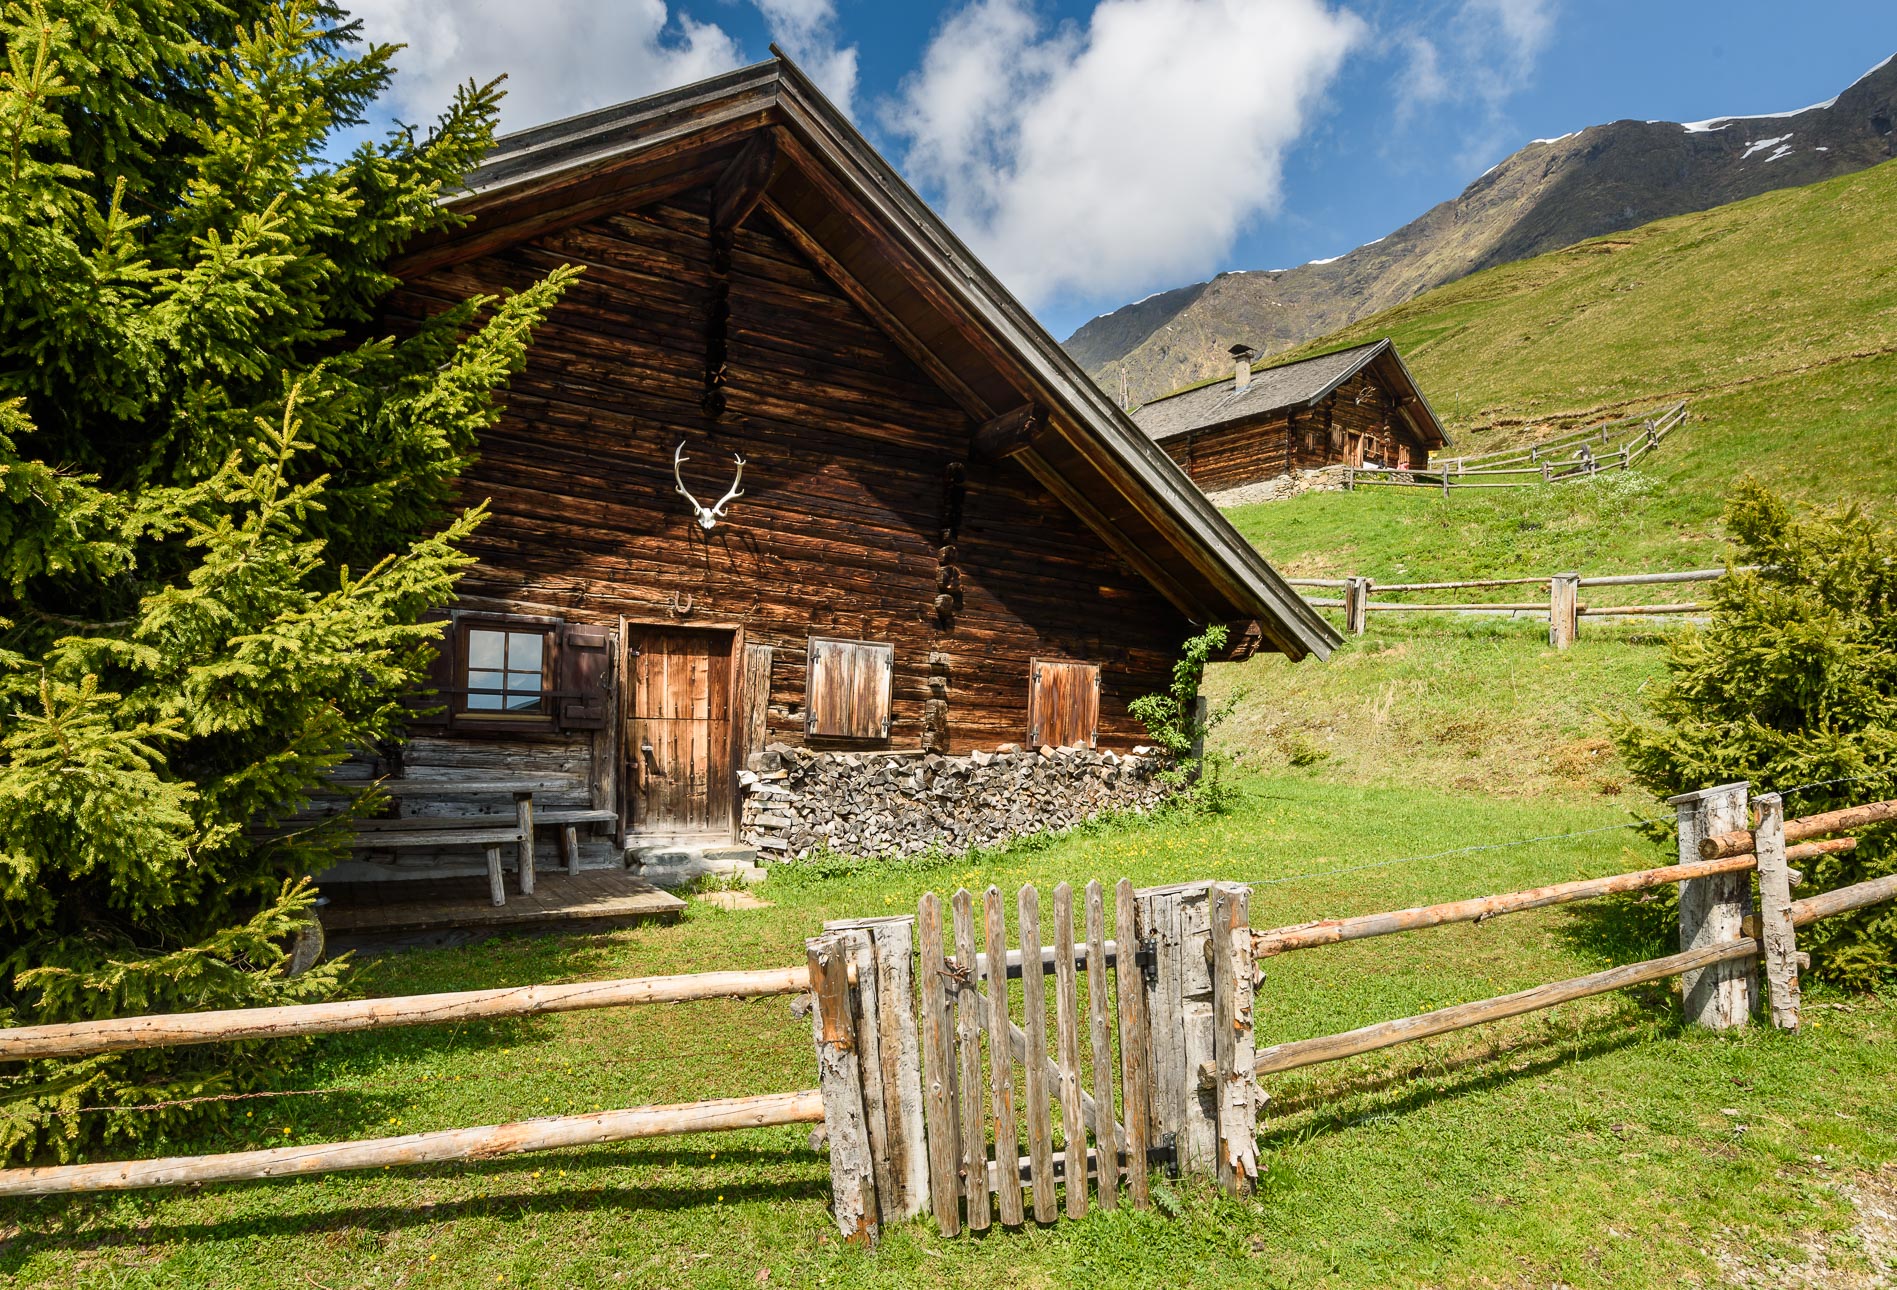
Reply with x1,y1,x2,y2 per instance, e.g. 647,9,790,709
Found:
385,191,1191,768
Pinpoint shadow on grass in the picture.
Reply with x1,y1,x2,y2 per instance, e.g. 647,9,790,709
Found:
0,1147,829,1266
1261,1006,1677,1149
1551,889,1678,965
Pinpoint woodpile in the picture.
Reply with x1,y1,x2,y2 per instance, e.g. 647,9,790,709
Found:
740,744,1168,860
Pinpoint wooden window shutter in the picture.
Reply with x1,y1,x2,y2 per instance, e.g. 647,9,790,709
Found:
805,637,893,741
1027,659,1099,749
555,624,612,730
407,613,456,728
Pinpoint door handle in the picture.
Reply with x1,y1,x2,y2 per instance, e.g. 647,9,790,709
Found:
641,742,663,778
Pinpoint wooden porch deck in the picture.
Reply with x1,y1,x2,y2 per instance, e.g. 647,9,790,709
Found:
319,869,685,954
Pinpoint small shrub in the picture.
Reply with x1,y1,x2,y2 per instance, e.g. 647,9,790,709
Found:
1611,479,1897,986
1131,625,1245,813
1279,732,1330,767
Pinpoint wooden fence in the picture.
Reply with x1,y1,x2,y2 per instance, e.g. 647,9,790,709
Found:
2,786,1892,1245
1292,565,1750,647
1346,401,1688,493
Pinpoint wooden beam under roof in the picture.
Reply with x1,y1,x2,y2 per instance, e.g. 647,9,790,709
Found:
972,405,1051,460
757,197,995,424
711,132,782,233
1013,446,1214,623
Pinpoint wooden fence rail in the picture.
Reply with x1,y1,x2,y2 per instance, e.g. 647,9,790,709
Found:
0,966,814,1062
1288,563,1752,648
1349,401,1688,491
0,1092,825,1199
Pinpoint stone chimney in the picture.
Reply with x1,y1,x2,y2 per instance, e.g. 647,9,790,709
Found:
1229,343,1257,392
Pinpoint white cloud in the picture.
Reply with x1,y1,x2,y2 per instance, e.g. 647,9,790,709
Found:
1394,0,1557,165
885,0,1365,309
349,0,858,132
754,0,859,116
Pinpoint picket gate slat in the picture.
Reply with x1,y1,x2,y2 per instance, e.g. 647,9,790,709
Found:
1114,879,1154,1209
916,895,961,1235
1084,881,1120,1210
1052,883,1088,1219
951,889,990,1231
982,886,1025,1225
1018,885,1056,1222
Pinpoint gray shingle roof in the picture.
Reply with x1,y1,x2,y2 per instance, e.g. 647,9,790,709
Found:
1130,339,1447,447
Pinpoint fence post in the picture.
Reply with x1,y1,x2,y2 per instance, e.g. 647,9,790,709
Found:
1135,882,1218,1178
1441,471,1450,499
1345,577,1371,636
1668,782,1754,1029
1753,793,1801,1032
1208,883,1259,1195
1541,462,1551,483
1548,573,1580,649
824,915,929,1222
806,932,880,1243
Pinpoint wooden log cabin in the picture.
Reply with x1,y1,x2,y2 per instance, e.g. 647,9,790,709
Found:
341,56,1337,883
1130,339,1450,494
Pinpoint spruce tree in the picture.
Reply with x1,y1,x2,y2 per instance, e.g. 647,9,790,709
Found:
1614,480,1896,987
0,0,572,1160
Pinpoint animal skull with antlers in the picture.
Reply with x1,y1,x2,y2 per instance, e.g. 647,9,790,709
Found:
673,441,746,530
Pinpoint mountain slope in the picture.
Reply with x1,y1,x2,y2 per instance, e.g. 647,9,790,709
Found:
1066,52,1897,407
1223,156,1897,584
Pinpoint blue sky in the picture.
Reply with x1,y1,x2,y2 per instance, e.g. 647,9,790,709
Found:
345,1,1897,340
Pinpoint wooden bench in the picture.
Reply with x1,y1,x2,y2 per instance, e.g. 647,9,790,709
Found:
531,809,621,875
351,779,557,908
351,821,529,907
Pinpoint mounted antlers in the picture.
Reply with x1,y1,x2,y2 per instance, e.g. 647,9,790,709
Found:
673,442,746,530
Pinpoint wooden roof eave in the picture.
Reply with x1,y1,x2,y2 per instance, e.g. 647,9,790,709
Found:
1380,348,1453,449
765,70,1337,661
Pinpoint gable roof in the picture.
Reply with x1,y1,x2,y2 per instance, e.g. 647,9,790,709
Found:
1130,338,1451,449
398,54,1338,661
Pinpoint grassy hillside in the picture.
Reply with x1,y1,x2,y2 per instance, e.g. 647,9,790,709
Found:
1230,158,1897,581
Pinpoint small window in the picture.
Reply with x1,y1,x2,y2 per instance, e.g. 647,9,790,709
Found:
1028,659,1099,749
455,618,553,720
806,637,893,742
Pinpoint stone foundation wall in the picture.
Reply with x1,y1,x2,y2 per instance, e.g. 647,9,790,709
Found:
1204,465,1350,509
740,744,1171,861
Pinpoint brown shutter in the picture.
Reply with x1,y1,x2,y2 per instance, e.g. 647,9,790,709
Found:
556,624,612,730
406,613,457,728
805,637,893,741
1027,659,1099,749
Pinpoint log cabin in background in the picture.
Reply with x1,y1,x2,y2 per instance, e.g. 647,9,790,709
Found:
1130,339,1450,497
332,55,1336,895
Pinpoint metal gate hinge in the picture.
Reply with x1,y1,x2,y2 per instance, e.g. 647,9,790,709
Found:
1134,936,1159,984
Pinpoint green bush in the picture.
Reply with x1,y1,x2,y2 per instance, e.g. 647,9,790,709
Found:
1612,479,1896,986
0,2,569,1161
1131,625,1245,813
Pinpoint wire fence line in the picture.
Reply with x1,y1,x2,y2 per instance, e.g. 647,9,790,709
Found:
19,1039,797,1117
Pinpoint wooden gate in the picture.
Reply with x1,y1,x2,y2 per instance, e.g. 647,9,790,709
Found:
624,627,734,838
806,879,1259,1242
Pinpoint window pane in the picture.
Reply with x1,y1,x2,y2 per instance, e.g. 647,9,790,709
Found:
504,693,542,712
466,630,505,670
467,669,505,710
507,631,543,671
506,670,541,691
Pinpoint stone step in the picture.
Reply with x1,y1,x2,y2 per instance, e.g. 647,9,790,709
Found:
626,841,765,891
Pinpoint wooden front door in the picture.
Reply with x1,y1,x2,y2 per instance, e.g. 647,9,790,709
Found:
625,628,735,838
